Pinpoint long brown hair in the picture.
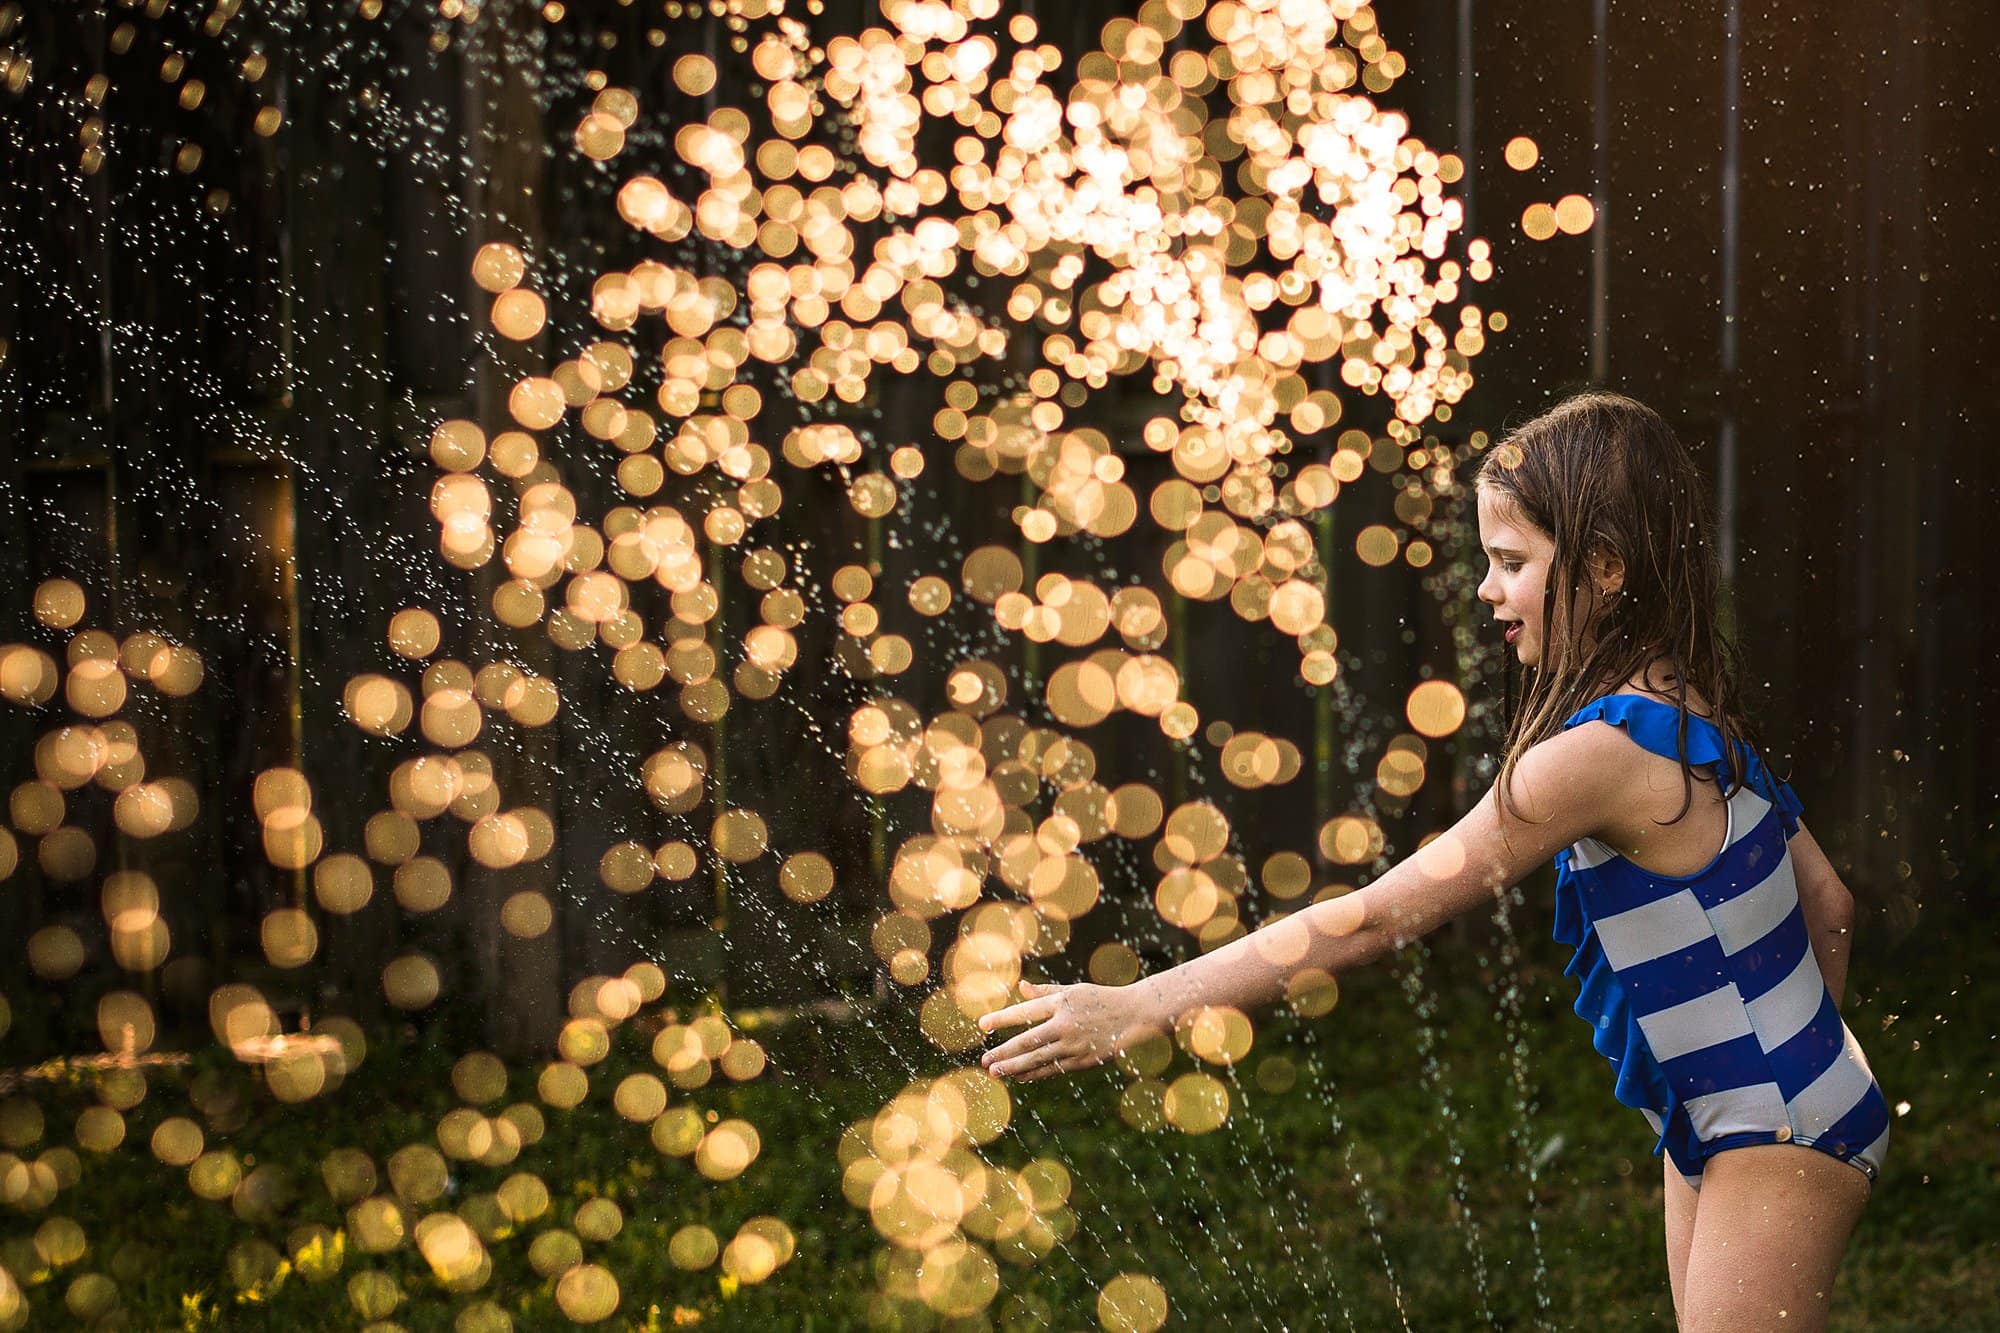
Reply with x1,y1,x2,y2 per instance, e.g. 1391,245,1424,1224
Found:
1476,391,1757,823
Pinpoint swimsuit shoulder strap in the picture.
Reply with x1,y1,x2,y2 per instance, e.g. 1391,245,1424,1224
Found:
1558,693,1804,836
1558,693,1728,768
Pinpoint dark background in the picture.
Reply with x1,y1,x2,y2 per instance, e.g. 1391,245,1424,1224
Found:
0,0,1992,1057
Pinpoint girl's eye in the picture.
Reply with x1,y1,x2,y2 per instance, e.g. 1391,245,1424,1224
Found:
1501,561,1522,574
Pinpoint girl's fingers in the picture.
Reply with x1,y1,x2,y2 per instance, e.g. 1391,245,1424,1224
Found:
1019,1047,1093,1081
989,1049,1056,1080
991,1038,1085,1081
979,1022,1059,1069
1012,1050,1068,1082
978,990,1062,1034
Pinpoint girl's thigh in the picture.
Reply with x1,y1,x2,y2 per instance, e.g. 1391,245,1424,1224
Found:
1679,1143,1872,1333
1662,1157,1699,1326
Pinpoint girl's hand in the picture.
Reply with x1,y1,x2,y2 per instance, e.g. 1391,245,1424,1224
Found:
977,980,1166,1082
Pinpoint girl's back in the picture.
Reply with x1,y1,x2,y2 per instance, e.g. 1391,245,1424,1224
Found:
1554,689,1891,1192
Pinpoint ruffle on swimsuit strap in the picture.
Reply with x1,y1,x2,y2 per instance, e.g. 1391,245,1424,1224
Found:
1553,854,1676,1150
1550,694,1808,1159
1558,694,1804,838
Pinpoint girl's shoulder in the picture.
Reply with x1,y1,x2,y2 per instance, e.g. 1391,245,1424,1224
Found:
1553,685,1805,846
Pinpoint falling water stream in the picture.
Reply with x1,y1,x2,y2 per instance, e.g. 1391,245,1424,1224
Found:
0,0,1588,1327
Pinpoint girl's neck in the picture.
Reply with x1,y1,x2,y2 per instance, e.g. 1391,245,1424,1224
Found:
1614,657,1712,715
1557,651,1705,713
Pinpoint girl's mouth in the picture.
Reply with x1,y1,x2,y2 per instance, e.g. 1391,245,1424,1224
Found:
1505,623,1522,644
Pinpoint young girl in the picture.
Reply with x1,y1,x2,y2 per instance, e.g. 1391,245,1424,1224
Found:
978,392,1889,1331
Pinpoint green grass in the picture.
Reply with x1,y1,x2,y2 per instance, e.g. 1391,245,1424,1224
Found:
1,894,1993,1332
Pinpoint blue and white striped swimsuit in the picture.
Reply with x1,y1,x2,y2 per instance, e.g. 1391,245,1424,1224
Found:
1553,694,1891,1191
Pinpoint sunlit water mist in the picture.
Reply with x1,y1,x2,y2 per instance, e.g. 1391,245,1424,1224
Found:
0,0,1591,1326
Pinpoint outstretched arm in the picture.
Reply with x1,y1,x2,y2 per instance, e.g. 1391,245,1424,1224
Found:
979,723,1631,1081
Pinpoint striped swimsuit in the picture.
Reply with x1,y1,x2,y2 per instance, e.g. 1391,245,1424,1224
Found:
1553,694,1891,1191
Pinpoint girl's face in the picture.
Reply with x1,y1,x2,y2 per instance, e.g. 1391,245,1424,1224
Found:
1476,484,1557,669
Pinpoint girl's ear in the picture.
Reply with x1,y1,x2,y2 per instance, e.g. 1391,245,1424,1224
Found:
1589,546,1626,597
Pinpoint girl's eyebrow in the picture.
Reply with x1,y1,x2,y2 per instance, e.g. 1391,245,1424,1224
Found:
1483,543,1529,559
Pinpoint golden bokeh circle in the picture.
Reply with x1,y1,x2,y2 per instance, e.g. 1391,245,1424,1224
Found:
472,243,526,293
779,851,835,903
387,608,441,659
669,1224,719,1271
31,579,85,630
1406,679,1467,737
1097,1273,1170,1333
1555,193,1597,234
672,53,717,95
382,955,441,1010
1521,202,1558,241
1162,1072,1230,1134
